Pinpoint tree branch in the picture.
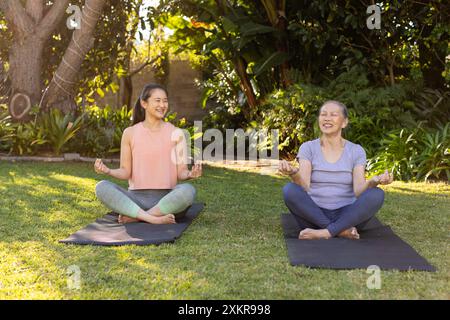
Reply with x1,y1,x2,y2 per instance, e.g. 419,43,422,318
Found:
129,57,158,77
36,0,70,40
25,0,44,24
0,0,35,37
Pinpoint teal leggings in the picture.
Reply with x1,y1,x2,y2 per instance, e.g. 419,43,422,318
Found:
95,180,196,218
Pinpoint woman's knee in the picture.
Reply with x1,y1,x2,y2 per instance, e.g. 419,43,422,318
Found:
177,183,196,203
366,187,385,206
95,180,113,199
283,182,304,203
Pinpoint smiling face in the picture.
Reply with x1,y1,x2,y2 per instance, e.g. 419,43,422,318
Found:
141,88,169,120
318,102,348,135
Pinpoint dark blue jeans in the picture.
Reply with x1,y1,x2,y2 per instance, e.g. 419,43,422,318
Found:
283,182,385,237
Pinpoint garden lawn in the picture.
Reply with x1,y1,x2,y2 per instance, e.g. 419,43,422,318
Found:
0,161,449,299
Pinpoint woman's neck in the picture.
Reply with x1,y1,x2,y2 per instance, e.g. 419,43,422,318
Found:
142,117,163,130
320,133,344,149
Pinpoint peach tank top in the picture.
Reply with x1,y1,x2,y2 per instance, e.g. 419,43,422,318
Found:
128,121,178,190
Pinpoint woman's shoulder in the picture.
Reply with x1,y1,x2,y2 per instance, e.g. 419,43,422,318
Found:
164,121,176,131
124,122,141,134
345,140,366,155
300,138,320,149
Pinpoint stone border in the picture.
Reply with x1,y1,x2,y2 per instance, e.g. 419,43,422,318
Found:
0,153,279,168
0,153,120,163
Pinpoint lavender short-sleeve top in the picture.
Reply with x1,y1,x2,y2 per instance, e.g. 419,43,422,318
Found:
297,138,366,210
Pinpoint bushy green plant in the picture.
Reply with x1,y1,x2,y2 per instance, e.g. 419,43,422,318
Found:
259,83,324,158
10,122,47,155
1,105,47,155
0,104,14,152
37,108,84,155
367,127,421,181
367,123,450,182
414,123,450,181
257,68,420,158
66,105,132,157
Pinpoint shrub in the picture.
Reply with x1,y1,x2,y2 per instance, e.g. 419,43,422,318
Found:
67,105,132,157
0,104,14,152
414,123,450,181
367,123,450,181
37,108,84,155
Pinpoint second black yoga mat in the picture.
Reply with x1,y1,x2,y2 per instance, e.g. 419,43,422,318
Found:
281,214,436,271
60,203,204,246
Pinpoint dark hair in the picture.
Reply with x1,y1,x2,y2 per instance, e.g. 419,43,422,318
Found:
318,100,348,119
132,83,169,125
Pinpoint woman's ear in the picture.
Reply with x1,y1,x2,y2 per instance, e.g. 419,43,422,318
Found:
342,118,349,129
140,99,147,110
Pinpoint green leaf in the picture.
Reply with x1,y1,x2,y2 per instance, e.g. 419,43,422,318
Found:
240,22,276,36
96,88,105,98
253,52,289,76
222,16,238,34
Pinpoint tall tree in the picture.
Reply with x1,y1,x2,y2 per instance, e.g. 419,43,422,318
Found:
41,0,106,113
0,0,70,118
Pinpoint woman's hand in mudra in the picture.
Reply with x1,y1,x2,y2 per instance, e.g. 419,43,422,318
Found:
372,170,394,186
94,158,111,175
188,162,202,179
279,160,299,176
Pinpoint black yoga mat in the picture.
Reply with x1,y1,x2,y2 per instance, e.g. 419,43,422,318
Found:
281,214,436,271
60,203,204,246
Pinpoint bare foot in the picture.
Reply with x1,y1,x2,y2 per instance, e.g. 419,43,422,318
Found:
118,215,139,224
135,209,176,224
299,228,331,240
338,227,360,240
150,214,176,225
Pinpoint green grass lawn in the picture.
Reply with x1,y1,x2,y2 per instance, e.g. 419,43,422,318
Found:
0,161,449,299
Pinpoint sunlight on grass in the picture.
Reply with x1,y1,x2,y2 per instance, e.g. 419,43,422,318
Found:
0,161,448,299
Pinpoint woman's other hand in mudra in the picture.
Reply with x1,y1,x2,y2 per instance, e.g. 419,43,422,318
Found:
372,170,394,186
279,160,299,176
188,162,202,179
94,158,111,175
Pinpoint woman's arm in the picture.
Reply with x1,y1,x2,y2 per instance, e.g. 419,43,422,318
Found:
353,165,378,197
292,159,312,192
95,128,132,180
174,129,202,181
279,159,311,192
353,167,393,197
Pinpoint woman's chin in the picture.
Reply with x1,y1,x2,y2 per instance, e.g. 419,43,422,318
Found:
320,129,340,135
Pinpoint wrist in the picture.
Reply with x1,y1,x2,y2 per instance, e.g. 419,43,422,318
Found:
289,168,299,177
370,175,380,186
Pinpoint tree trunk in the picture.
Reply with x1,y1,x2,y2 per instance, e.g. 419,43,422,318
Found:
116,0,143,111
387,59,395,86
117,76,133,110
233,57,258,120
9,39,44,107
0,0,70,120
42,0,106,113
261,0,291,87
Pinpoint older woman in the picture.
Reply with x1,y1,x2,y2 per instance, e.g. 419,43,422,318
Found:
280,100,393,240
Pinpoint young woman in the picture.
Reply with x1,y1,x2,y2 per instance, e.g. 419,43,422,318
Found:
94,83,202,224
279,100,393,240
